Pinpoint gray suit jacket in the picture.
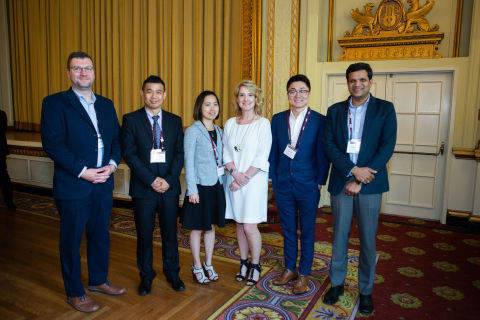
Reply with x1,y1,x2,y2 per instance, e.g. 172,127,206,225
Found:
184,121,224,196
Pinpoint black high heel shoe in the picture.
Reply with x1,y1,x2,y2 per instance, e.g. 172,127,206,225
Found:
246,263,262,286
235,259,251,282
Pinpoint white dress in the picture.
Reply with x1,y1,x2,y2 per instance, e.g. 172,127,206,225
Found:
223,117,272,223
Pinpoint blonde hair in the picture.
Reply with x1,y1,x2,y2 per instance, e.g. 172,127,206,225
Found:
232,80,264,115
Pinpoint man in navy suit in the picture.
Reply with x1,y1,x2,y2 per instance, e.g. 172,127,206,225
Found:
269,74,330,294
121,75,185,295
322,63,397,315
41,52,125,313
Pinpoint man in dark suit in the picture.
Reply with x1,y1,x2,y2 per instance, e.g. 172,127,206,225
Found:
269,74,330,294
121,75,185,295
41,52,125,313
322,63,397,315
0,110,15,210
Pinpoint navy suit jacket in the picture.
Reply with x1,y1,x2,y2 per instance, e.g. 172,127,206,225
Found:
41,88,122,200
121,108,184,198
269,108,330,191
324,95,397,195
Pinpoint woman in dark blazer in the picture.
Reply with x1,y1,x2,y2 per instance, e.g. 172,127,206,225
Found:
182,91,226,285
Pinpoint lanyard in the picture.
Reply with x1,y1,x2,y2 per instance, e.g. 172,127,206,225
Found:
287,107,310,149
146,113,164,150
348,107,353,140
202,123,224,166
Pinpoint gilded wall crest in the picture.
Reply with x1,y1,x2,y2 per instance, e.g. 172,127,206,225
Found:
338,0,444,61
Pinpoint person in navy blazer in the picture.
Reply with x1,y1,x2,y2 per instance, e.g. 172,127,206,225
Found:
322,63,397,315
121,75,185,295
41,52,124,313
269,74,329,294
182,91,226,285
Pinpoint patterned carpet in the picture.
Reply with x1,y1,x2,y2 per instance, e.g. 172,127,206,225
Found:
12,191,480,319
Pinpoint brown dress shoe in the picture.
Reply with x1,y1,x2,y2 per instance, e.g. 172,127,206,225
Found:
67,295,99,313
293,274,309,294
88,281,126,295
273,269,298,285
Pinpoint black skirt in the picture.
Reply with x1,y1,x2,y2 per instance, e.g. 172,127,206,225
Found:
181,181,226,231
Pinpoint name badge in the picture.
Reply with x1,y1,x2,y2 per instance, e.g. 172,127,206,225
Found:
217,166,225,176
283,145,297,159
347,139,361,153
97,135,104,149
150,149,166,163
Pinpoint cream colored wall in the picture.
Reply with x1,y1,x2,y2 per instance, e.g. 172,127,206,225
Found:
300,0,478,148
295,0,480,217
0,0,13,125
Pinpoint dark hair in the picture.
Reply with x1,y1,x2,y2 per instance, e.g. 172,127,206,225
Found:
142,75,166,91
193,91,220,121
346,62,373,80
67,51,93,69
286,74,311,91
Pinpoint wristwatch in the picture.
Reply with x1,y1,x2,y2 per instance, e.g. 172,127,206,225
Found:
229,168,236,175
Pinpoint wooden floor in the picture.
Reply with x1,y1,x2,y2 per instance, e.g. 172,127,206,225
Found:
0,206,243,319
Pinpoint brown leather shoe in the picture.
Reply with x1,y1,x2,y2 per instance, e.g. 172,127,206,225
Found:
273,269,298,285
67,295,99,313
293,274,309,294
88,281,126,295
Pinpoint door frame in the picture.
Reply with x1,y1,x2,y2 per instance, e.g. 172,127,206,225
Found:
321,66,460,224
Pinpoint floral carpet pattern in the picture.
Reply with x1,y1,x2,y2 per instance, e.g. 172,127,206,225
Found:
12,191,480,319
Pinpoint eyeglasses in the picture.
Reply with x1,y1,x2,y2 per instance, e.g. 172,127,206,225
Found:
287,89,309,97
70,66,94,73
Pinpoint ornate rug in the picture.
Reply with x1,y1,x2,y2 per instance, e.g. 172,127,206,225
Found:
12,191,365,319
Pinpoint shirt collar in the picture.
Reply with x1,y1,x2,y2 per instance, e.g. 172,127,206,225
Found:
348,94,370,109
72,89,96,104
289,106,309,120
145,107,162,119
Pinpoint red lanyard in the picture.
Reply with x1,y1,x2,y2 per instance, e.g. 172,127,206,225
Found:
348,108,353,140
146,113,164,150
287,108,310,149
203,123,224,166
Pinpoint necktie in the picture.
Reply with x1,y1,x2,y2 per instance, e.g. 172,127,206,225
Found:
152,115,161,149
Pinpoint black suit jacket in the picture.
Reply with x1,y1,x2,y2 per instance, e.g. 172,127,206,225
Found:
0,110,9,158
121,108,184,198
41,88,122,200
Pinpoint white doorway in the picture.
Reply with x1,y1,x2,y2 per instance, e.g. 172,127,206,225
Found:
327,72,453,221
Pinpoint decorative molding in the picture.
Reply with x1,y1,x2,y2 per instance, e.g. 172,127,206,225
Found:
9,145,47,157
338,0,444,61
328,0,334,62
241,0,262,83
452,147,480,161
447,209,471,218
289,0,300,76
453,0,463,57
265,0,275,120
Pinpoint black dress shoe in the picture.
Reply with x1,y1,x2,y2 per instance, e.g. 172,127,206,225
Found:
323,285,344,305
359,294,374,314
138,278,152,296
168,277,185,291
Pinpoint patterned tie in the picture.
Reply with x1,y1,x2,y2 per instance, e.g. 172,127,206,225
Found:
152,115,161,149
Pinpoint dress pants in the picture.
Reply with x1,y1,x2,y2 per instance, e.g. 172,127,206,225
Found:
329,191,382,295
133,195,180,281
0,157,13,205
274,182,320,276
55,184,113,297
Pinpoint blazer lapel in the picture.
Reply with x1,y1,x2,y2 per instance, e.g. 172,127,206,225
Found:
340,100,349,145
358,95,377,161
65,89,96,131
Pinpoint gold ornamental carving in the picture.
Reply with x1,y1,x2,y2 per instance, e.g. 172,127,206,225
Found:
338,0,444,61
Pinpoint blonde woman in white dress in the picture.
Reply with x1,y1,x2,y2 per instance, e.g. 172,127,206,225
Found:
224,80,272,286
